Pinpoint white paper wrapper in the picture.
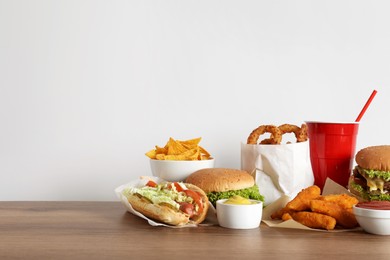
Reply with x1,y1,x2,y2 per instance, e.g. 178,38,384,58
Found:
115,176,218,228
241,141,314,206
262,178,362,232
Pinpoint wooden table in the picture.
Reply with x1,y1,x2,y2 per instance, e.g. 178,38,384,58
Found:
1,202,389,259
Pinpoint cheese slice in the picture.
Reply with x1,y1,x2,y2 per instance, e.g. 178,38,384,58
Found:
366,178,385,194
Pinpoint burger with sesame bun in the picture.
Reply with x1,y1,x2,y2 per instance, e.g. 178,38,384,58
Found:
185,168,264,206
348,145,390,201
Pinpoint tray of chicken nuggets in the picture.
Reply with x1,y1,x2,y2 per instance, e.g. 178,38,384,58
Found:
262,179,361,232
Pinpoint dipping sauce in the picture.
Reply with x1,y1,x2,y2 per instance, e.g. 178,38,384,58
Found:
224,195,258,205
355,201,390,210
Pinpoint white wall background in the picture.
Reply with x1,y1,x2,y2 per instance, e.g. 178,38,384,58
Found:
1,0,389,201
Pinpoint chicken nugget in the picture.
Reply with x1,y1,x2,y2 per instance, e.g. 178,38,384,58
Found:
290,211,336,230
270,208,285,220
320,194,359,209
271,207,294,220
285,185,321,211
310,200,358,229
281,212,293,221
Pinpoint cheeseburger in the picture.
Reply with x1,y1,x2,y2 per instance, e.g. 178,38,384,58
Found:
348,145,390,201
185,168,264,206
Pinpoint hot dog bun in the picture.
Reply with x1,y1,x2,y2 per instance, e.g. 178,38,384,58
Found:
126,183,209,226
127,194,190,225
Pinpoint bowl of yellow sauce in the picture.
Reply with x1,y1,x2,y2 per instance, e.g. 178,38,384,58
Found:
216,195,263,229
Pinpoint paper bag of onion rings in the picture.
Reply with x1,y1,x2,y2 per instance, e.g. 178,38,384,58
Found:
241,123,314,206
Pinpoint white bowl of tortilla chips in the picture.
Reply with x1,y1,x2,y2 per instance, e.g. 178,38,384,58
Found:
146,137,214,182
150,158,215,182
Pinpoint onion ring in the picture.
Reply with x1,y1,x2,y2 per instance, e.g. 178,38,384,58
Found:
247,125,282,145
297,123,308,142
278,123,308,143
248,123,308,145
259,138,275,145
278,124,301,140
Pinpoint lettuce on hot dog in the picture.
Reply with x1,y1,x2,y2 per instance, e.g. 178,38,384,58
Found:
123,180,209,226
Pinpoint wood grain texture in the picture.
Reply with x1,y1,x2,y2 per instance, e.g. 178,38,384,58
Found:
1,202,389,259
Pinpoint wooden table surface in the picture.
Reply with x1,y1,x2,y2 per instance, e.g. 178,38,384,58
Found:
1,201,389,260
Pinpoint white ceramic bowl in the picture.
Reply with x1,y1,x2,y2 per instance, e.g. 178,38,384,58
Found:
149,158,215,182
353,205,390,235
216,199,263,229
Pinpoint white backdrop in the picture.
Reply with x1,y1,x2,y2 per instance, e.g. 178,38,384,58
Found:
1,0,389,201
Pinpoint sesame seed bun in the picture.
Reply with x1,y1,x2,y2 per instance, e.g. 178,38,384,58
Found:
355,145,390,171
185,168,255,193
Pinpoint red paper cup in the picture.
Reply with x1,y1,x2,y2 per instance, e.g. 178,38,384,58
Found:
305,121,359,190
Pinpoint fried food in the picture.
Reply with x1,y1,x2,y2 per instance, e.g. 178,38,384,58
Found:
247,125,282,145
279,123,301,141
285,185,321,211
290,211,337,230
318,193,359,209
145,137,212,161
310,200,358,229
297,123,308,142
279,123,309,144
247,123,308,145
270,185,359,230
259,138,275,145
281,212,293,221
271,207,294,220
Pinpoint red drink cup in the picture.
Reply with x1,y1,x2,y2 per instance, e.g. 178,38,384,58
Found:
305,121,359,190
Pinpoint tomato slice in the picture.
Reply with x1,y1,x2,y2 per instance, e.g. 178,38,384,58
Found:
145,180,158,188
183,189,204,215
173,182,184,192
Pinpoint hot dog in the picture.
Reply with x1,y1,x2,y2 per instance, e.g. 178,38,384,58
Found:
123,180,209,226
